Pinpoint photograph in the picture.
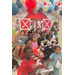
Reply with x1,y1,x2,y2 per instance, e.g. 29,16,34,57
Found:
12,0,62,75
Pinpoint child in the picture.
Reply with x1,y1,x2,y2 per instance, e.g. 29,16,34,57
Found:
31,28,35,36
14,30,28,60
46,34,54,54
12,46,19,71
51,22,59,43
32,36,38,49
21,39,32,58
43,31,47,41
28,31,33,40
46,46,62,75
37,32,51,60
35,28,40,38
18,47,48,75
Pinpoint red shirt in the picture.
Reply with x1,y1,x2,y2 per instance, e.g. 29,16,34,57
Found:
20,58,44,75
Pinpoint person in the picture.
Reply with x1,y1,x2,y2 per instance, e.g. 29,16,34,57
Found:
18,47,48,75
32,36,38,49
31,29,35,36
51,22,59,43
12,46,19,71
46,34,54,54
43,31,47,41
37,32,51,60
21,39,32,58
35,28,40,38
46,46,62,75
49,31,55,39
14,30,28,60
28,31,33,40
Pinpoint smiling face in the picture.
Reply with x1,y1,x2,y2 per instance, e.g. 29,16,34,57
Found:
54,47,61,54
21,31,25,36
32,36,38,42
26,40,32,48
25,49,33,58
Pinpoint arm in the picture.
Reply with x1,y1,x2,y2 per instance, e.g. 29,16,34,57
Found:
29,65,40,75
13,38,19,43
46,59,51,67
22,36,26,42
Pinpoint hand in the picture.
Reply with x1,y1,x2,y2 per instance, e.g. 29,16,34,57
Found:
44,66,49,69
50,44,53,46
21,35,24,38
35,65,40,70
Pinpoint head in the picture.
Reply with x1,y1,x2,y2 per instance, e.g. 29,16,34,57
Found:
28,31,33,39
25,39,32,48
23,47,33,59
44,31,47,38
54,46,61,54
31,29,34,35
46,34,51,40
20,30,25,36
54,22,58,26
40,32,44,39
50,31,53,35
36,28,40,33
32,36,38,42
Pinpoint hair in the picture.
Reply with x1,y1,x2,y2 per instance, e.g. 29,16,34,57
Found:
54,22,58,25
25,39,31,44
20,30,25,33
40,32,44,36
23,47,31,53
31,28,34,31
46,34,51,40
43,31,47,33
28,31,32,35
54,46,61,50
36,28,40,33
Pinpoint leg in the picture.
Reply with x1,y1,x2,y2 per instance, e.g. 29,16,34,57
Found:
42,49,51,60
56,38,58,44
48,63,54,75
12,58,19,69
22,45,25,51
47,47,54,54
12,63,14,69
16,45,22,60
55,34,58,44
54,67,59,75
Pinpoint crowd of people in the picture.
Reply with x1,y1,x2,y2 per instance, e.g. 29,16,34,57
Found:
12,22,62,75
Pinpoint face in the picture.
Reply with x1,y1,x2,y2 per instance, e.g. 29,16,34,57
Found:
47,31,49,34
41,33,44,38
49,35,51,40
37,29,40,33
50,31,53,35
21,31,25,36
33,36,38,42
25,49,33,58
28,34,33,39
54,47,61,54
32,31,34,34
26,41,32,48
54,23,58,26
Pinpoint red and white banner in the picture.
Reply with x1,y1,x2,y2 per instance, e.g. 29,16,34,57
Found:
42,19,51,31
20,18,31,33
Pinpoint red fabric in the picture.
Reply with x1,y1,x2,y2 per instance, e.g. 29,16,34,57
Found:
17,58,44,75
